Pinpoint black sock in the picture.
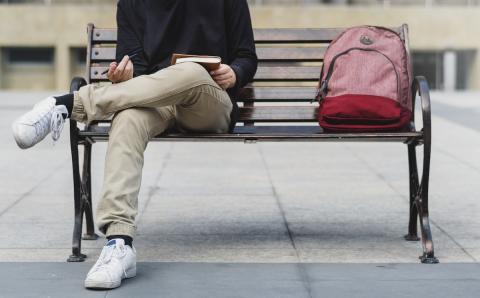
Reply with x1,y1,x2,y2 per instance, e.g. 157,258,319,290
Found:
107,235,133,247
54,94,74,118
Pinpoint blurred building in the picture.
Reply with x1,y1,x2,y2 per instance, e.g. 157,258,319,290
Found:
0,0,478,91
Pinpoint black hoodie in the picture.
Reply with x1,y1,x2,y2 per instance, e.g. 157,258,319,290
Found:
116,0,258,130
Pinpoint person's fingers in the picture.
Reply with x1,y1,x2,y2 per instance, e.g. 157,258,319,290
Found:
216,80,232,89
125,60,133,73
120,61,134,82
110,60,132,83
214,73,234,83
210,65,229,76
126,60,133,68
215,77,231,83
108,62,117,73
213,73,233,81
114,55,130,75
107,62,118,79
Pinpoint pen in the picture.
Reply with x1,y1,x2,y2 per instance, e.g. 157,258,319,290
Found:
101,52,140,75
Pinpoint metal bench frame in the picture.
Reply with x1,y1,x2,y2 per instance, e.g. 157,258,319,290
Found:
67,23,438,264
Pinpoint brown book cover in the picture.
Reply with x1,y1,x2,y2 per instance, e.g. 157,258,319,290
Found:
171,54,221,72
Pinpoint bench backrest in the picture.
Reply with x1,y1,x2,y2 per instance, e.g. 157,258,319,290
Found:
86,24,409,126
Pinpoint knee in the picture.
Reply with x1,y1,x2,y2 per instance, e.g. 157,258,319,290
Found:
178,62,214,84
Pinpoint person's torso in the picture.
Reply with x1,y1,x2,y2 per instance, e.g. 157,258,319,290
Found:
141,0,229,73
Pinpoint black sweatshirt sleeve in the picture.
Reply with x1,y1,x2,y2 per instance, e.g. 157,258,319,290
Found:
116,0,148,77
225,0,258,95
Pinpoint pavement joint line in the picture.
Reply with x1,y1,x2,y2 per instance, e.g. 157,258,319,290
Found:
136,142,174,225
427,224,479,263
0,159,68,218
257,144,313,298
346,144,478,263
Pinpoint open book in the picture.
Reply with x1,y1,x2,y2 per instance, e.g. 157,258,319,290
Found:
171,54,221,72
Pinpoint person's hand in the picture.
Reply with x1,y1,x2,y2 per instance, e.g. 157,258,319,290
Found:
210,64,237,90
107,55,134,83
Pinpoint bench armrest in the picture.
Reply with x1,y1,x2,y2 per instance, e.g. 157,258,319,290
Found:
412,76,432,136
70,77,87,93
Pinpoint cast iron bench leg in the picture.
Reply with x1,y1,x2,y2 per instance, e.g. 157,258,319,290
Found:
81,142,99,241
68,119,86,262
404,76,439,264
405,144,420,242
417,117,438,264
67,78,98,262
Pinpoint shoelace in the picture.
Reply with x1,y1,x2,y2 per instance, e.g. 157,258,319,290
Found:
30,104,54,143
50,105,68,142
92,245,128,278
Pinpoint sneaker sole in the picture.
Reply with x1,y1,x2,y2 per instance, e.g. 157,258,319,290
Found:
84,267,136,290
84,280,121,290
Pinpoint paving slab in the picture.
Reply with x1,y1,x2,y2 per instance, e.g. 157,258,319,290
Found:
0,263,480,298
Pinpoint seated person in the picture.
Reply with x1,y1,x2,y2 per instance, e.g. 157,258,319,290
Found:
12,0,257,290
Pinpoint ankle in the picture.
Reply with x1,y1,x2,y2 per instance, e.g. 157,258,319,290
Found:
54,94,74,118
107,235,133,247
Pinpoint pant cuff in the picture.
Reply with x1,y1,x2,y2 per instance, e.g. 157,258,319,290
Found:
71,91,87,123
105,222,136,238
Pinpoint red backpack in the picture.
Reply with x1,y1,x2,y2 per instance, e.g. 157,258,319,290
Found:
317,26,413,132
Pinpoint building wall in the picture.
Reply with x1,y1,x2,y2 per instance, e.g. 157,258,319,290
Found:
0,4,478,90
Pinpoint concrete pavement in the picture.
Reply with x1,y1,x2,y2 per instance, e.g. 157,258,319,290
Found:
1,263,480,298
0,91,479,296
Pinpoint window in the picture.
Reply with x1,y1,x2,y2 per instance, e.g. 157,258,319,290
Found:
4,47,54,65
71,47,87,65
412,51,443,90
412,50,476,90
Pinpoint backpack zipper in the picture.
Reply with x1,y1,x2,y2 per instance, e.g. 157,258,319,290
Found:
318,47,401,103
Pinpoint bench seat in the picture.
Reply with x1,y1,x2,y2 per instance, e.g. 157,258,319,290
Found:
81,124,423,143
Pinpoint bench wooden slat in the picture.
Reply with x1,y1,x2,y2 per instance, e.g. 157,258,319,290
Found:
239,106,317,122
90,65,321,81
258,47,326,61
91,27,404,44
79,125,422,143
254,66,320,81
254,28,343,43
91,47,327,62
238,86,317,102
90,47,115,61
90,66,109,80
92,28,117,43
84,106,318,122
92,28,339,43
254,27,404,43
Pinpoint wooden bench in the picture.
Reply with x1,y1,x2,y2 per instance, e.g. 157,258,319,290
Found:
68,23,438,264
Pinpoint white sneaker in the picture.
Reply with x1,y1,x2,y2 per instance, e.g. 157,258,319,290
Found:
12,96,68,149
84,239,137,289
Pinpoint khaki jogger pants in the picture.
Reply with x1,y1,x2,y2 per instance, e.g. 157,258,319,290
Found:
71,62,233,237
